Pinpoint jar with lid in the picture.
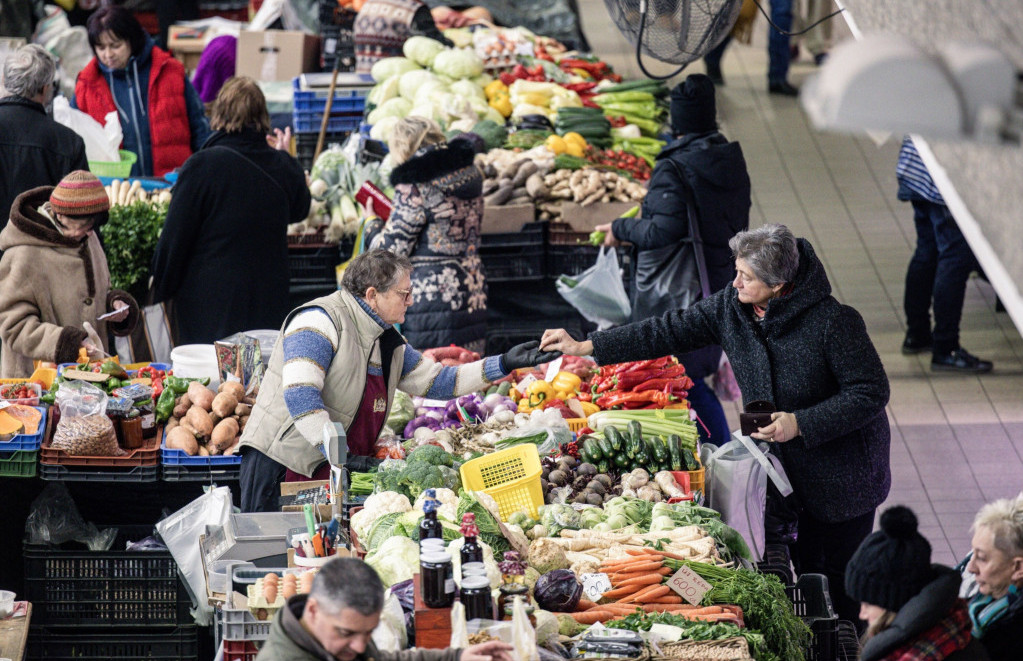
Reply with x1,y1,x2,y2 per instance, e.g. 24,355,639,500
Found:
137,401,156,438
459,576,493,621
501,595,536,627
420,551,455,608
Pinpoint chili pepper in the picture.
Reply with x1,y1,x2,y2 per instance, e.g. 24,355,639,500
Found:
165,375,190,394
563,82,598,93
596,389,677,408
576,391,592,402
155,386,175,423
632,374,695,392
152,376,164,399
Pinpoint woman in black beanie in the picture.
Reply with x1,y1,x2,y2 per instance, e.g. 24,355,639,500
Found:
845,505,989,660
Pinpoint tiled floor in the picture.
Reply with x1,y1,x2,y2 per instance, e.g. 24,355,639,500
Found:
578,2,1023,566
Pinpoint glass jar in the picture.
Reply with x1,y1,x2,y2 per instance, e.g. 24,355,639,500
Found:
461,561,487,579
496,583,529,621
137,402,156,439
501,599,536,627
420,551,455,608
460,576,493,621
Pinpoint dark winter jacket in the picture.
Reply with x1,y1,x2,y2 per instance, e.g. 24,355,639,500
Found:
72,36,209,177
150,129,310,344
611,131,750,379
862,566,989,661
257,594,463,661
0,96,88,231
590,239,891,523
972,586,1023,661
367,139,487,350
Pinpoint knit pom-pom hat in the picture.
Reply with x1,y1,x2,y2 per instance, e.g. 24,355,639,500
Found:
49,170,110,217
845,506,934,612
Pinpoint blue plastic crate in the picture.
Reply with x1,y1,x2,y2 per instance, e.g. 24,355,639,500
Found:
292,78,367,113
161,441,242,466
0,405,48,452
292,111,363,134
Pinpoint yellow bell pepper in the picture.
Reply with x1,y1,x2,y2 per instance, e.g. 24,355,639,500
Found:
489,92,512,118
577,400,600,417
484,79,508,100
518,92,550,107
562,132,587,147
526,380,555,408
564,141,584,158
551,371,582,394
545,135,568,155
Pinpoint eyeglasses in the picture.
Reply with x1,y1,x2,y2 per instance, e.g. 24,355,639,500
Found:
391,288,414,303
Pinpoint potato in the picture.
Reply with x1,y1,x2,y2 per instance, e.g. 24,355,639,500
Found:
211,392,239,418
210,417,239,453
166,426,199,455
187,381,214,411
184,405,214,437
234,403,252,417
198,444,210,456
218,381,246,401
238,414,249,431
172,397,190,419
243,396,256,406
166,417,178,432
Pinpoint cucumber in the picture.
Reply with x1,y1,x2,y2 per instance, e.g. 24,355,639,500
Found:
668,434,683,471
604,425,625,452
627,421,645,458
597,435,614,459
583,437,604,462
651,436,669,464
681,447,699,471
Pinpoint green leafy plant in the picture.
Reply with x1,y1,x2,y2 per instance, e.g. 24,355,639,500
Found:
100,200,167,300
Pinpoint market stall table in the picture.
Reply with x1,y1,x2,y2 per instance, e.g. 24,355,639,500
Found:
0,602,32,661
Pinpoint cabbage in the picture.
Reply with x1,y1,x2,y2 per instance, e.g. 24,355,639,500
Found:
412,79,451,106
533,569,583,612
366,536,420,586
369,116,400,144
403,36,446,68
466,96,491,118
482,106,506,125
367,97,412,125
368,77,401,106
371,56,421,82
471,73,493,88
386,390,416,435
365,511,404,550
443,27,473,48
398,69,439,100
431,48,484,80
450,79,485,101
409,102,444,124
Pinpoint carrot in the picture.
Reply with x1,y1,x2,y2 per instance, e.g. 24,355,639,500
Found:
642,602,693,612
643,594,684,604
571,610,617,624
599,584,642,600
574,599,598,612
624,584,670,603
687,606,724,615
611,566,672,581
601,556,664,570
601,560,664,574
613,574,663,589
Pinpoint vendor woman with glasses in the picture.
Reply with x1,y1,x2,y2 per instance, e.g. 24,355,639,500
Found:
238,249,560,512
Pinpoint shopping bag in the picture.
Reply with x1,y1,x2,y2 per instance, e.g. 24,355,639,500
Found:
701,431,792,562
555,247,631,329
115,302,175,364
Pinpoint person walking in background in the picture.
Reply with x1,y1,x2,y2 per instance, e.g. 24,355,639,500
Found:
0,44,87,231
793,0,832,65
365,117,488,353
898,137,992,373
72,4,209,177
592,74,750,446
965,493,1023,660
845,506,988,659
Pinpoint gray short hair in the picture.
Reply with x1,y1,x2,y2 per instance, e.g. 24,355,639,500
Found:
972,493,1023,559
728,224,799,287
2,44,55,99
309,557,385,615
341,249,413,298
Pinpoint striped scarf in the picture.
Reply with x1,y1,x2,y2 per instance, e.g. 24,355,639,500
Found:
884,600,973,661
968,584,1018,639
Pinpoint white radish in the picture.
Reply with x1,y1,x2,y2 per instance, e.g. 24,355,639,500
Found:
127,180,142,203
109,180,121,205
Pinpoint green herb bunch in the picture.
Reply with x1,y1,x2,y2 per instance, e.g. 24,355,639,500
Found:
100,200,167,300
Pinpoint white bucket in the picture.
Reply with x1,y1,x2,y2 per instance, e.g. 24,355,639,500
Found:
170,344,220,388
207,560,234,595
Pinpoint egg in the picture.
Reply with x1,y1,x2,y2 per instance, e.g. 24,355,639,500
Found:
264,583,278,604
300,571,314,594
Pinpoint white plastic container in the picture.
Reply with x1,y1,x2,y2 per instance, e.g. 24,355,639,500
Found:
171,344,220,388
207,560,235,595
0,590,14,618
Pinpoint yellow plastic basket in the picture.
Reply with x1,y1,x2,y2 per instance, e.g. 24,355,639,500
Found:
565,418,588,432
459,444,544,520
88,149,137,178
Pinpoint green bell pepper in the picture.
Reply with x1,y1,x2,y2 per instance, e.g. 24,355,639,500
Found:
155,387,176,423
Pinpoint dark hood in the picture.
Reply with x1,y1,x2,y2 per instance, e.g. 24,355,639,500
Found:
0,186,88,251
734,238,832,334
389,139,482,199
659,131,749,197
200,128,267,153
861,565,962,661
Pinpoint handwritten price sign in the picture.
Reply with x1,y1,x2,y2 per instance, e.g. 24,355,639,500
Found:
666,565,712,605
581,573,612,601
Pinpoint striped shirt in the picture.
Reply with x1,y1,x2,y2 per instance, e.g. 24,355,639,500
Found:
896,136,944,205
281,297,506,447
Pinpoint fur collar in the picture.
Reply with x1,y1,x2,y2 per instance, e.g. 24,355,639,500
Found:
390,138,477,186
9,186,85,248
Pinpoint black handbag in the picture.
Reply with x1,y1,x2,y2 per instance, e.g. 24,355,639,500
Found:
630,161,711,321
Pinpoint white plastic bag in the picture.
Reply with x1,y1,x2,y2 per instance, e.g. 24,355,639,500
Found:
511,595,539,661
372,588,408,652
555,247,631,329
700,431,792,562
52,95,121,162
449,601,470,649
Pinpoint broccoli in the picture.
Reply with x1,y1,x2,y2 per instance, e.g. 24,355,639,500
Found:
406,444,454,468
399,463,446,498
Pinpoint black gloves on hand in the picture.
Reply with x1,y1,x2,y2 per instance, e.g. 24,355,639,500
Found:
500,340,563,372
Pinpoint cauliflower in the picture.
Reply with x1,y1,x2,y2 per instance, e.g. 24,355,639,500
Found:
527,537,570,574
431,48,484,79
403,36,446,68
366,536,420,586
351,491,412,540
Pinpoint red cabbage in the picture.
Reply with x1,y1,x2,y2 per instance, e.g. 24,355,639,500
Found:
533,569,583,612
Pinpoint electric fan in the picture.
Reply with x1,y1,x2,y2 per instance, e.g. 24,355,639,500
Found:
601,0,744,78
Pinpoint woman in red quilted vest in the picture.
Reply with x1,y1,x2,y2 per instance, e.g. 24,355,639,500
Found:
72,5,209,177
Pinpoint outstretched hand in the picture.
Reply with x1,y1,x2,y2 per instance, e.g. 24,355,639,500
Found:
540,328,593,357
461,640,514,661
500,340,562,372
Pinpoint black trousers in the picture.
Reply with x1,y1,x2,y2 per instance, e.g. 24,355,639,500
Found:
791,508,875,624
239,447,288,513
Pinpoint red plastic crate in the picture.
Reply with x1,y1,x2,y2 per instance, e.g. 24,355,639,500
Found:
223,639,260,661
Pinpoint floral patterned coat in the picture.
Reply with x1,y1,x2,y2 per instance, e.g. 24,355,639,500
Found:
367,138,487,350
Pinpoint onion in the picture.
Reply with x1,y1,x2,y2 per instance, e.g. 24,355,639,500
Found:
413,426,436,443
483,393,505,409
424,410,444,422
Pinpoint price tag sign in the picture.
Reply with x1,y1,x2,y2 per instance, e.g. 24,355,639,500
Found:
581,572,612,602
543,356,564,382
666,565,713,606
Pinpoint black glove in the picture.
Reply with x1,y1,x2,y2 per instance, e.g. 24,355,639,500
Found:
500,341,563,372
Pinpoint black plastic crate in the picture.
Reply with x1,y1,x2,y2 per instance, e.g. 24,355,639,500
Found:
39,463,160,483
756,542,794,586
836,620,861,661
479,221,546,282
28,625,199,660
24,525,192,627
162,464,240,482
546,244,633,283
485,320,582,356
480,220,546,248
289,243,344,286
295,131,352,172
786,573,839,661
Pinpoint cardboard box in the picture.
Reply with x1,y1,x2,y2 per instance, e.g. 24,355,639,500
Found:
558,201,637,233
236,30,320,82
168,25,211,73
481,204,537,234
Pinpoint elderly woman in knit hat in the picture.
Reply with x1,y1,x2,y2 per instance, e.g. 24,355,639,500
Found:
591,73,752,447
0,171,139,377
845,505,989,660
